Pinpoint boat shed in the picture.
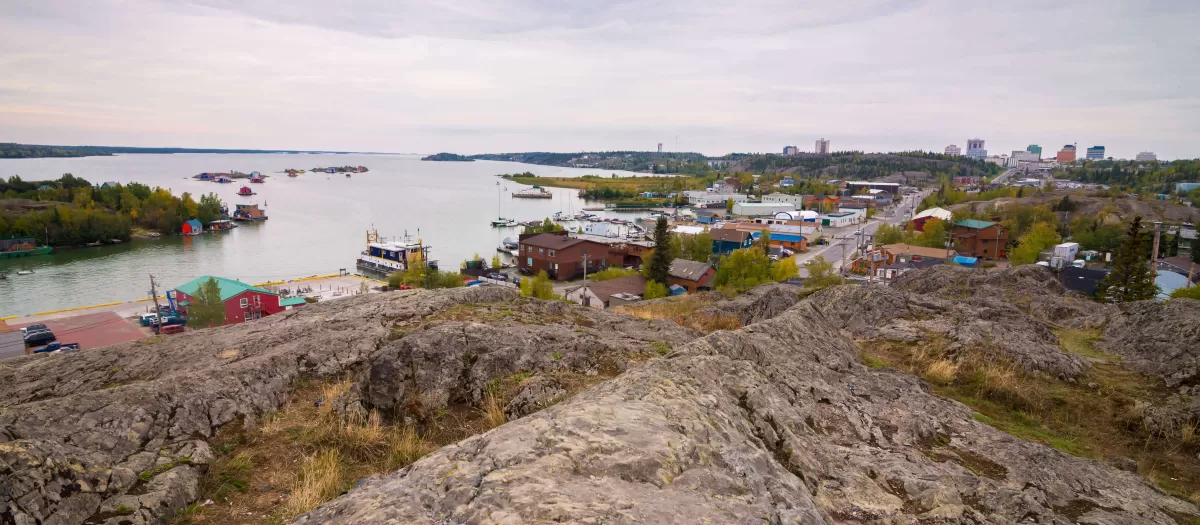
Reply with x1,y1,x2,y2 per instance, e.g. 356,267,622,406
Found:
182,220,203,235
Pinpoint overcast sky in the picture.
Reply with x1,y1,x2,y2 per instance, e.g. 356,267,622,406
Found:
1,0,1198,158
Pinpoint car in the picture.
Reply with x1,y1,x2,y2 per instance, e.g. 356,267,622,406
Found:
160,325,186,335
20,323,47,335
33,342,80,353
23,329,56,347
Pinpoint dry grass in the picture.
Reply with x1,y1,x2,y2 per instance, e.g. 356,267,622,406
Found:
482,389,507,429
613,294,742,333
858,333,1200,503
285,450,345,517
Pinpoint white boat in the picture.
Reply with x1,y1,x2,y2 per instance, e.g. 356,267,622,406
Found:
356,229,430,277
491,218,517,227
16,270,34,275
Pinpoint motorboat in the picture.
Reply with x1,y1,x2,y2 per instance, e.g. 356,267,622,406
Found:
491,218,517,227
16,270,33,275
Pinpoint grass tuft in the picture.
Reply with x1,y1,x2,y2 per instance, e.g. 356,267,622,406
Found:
483,388,507,429
285,449,345,518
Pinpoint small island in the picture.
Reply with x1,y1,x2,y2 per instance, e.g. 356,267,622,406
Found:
421,153,474,162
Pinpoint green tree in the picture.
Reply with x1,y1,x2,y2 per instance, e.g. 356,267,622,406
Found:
1166,233,1179,257
875,223,908,245
679,230,713,262
725,197,734,212
187,277,226,327
643,280,668,299
520,271,558,299
759,230,771,256
522,218,565,235
591,267,639,281
1170,285,1200,301
714,248,774,292
916,218,949,250
491,253,502,269
803,255,843,292
648,216,673,285
1096,216,1158,302
772,256,799,281
1009,221,1060,265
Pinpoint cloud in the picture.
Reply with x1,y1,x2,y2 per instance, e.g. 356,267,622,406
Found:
0,0,1197,158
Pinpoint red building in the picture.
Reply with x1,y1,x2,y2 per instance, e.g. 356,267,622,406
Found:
517,233,613,280
174,276,306,326
953,220,1009,259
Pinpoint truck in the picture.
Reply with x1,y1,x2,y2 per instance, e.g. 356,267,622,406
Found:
32,342,80,353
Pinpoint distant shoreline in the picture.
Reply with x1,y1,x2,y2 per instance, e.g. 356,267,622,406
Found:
0,143,397,159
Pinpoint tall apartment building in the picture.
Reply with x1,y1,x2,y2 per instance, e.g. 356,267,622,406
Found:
1027,144,1042,159
945,144,962,156
783,145,799,156
1135,151,1157,162
966,138,987,159
1056,144,1077,163
1086,146,1105,160
815,138,831,154
657,143,663,153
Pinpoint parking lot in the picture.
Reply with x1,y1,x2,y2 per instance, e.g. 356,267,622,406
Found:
10,312,147,353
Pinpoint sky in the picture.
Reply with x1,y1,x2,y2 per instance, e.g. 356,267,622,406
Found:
1,0,1198,159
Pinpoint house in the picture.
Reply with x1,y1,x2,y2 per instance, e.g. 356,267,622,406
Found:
711,228,754,255
953,220,1008,259
1059,266,1110,296
100,181,120,190
836,206,867,222
910,207,953,232
819,212,857,227
761,193,805,206
668,259,716,293
517,233,611,280
181,219,203,235
854,243,950,279
1158,256,1199,284
878,256,944,281
173,276,302,326
564,275,647,309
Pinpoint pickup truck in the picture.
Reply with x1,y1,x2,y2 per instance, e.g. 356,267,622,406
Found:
32,342,80,353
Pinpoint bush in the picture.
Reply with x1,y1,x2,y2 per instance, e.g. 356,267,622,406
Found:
590,267,639,281
520,271,558,299
1171,285,1200,301
644,280,668,299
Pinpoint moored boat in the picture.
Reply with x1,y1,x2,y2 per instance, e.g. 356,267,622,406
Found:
356,229,431,278
491,218,517,227
232,203,268,221
512,186,552,199
237,186,256,196
0,237,53,259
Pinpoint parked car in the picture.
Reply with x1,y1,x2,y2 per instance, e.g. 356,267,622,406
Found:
33,342,80,353
20,323,47,335
160,325,186,335
23,329,56,347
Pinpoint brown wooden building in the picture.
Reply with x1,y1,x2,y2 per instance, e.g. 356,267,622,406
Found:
667,259,716,293
517,233,612,280
952,220,1009,259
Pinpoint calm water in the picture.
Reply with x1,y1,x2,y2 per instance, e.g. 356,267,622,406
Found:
0,154,644,316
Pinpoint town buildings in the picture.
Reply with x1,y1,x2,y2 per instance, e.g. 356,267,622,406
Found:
844,181,900,196
952,220,1009,259
1136,151,1157,162
783,145,799,156
1056,145,1077,163
711,228,755,255
966,138,987,159
1027,144,1042,159
667,259,716,293
910,207,952,231
517,233,611,281
819,212,857,228
761,192,805,206
944,144,961,156
173,276,306,326
564,275,647,309
815,138,831,154
1086,146,1106,160
684,191,748,206
732,202,796,217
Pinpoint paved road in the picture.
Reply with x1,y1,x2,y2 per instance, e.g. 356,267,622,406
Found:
990,168,1020,187
793,190,930,277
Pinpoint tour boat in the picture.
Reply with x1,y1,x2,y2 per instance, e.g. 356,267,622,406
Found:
0,237,53,259
512,186,552,199
237,186,256,196
356,229,431,278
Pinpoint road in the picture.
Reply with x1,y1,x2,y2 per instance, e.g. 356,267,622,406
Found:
989,168,1020,188
793,189,930,277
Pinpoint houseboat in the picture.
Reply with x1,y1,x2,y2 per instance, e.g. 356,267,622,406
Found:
215,176,233,184
237,186,256,196
512,186,552,199
208,219,236,231
182,219,204,236
0,236,52,259
287,171,299,177
356,229,430,278
232,203,268,221
249,174,265,183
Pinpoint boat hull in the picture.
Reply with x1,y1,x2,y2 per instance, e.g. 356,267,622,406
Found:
0,246,52,259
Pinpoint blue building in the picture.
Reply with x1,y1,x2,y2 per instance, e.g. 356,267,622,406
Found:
711,229,754,255
1177,182,1200,193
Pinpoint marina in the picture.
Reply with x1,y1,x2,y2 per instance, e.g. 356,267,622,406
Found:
0,153,643,316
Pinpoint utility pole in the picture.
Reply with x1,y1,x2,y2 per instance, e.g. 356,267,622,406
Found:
581,249,590,307
1150,221,1162,274
148,274,162,335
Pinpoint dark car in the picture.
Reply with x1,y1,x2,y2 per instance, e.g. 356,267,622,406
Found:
20,323,48,335
33,342,80,353
23,329,56,347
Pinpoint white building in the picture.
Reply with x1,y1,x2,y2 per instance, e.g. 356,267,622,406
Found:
836,206,867,222
819,212,857,228
671,225,707,236
761,192,806,205
732,202,797,217
815,138,831,154
912,207,953,223
966,138,987,159
1011,151,1039,163
783,145,799,156
945,144,962,156
684,191,748,206
1136,151,1157,162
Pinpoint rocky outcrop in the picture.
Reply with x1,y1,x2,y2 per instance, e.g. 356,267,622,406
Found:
1101,298,1200,386
0,287,696,525
695,283,801,325
297,301,1197,524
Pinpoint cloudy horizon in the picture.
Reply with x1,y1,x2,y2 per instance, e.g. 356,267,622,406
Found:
1,0,1198,159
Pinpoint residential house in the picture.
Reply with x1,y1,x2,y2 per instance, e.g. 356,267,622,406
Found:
853,243,950,279
173,276,306,326
668,259,716,293
564,275,647,309
711,228,754,255
1158,255,1199,285
517,233,612,280
953,220,1008,259
100,181,120,190
910,207,953,232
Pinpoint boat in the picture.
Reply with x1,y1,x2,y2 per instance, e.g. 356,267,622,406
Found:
498,237,520,256
237,186,256,196
146,232,162,238
85,241,104,247
491,183,517,227
208,219,236,231
0,274,7,280
108,239,123,244
512,186,552,199
232,203,268,221
17,270,33,275
215,176,233,184
249,174,265,183
288,172,299,177
0,237,53,259
356,229,431,278
491,218,517,227
346,173,351,178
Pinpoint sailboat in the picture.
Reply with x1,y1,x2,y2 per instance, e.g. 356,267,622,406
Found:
491,182,516,227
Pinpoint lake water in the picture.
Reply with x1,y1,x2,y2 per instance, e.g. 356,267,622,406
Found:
0,154,647,316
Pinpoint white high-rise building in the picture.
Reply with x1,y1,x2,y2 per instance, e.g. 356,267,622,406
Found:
1136,151,1157,162
815,138,831,154
945,144,961,156
966,138,987,159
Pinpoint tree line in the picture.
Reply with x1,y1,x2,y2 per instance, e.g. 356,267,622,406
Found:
0,174,224,245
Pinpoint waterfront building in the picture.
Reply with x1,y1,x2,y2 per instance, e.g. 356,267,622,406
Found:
966,138,987,160
1136,151,1157,162
815,138,831,154
173,276,306,326
1086,146,1106,160
944,144,961,156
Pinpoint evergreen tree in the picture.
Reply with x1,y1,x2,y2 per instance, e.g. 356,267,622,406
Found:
1016,186,1024,198
1167,232,1179,257
1095,216,1158,302
188,277,226,328
648,216,673,285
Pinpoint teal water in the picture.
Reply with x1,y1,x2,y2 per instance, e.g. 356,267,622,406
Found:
0,154,643,316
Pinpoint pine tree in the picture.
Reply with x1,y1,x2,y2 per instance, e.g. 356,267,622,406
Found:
1095,216,1158,302
648,216,673,285
1167,233,1179,257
